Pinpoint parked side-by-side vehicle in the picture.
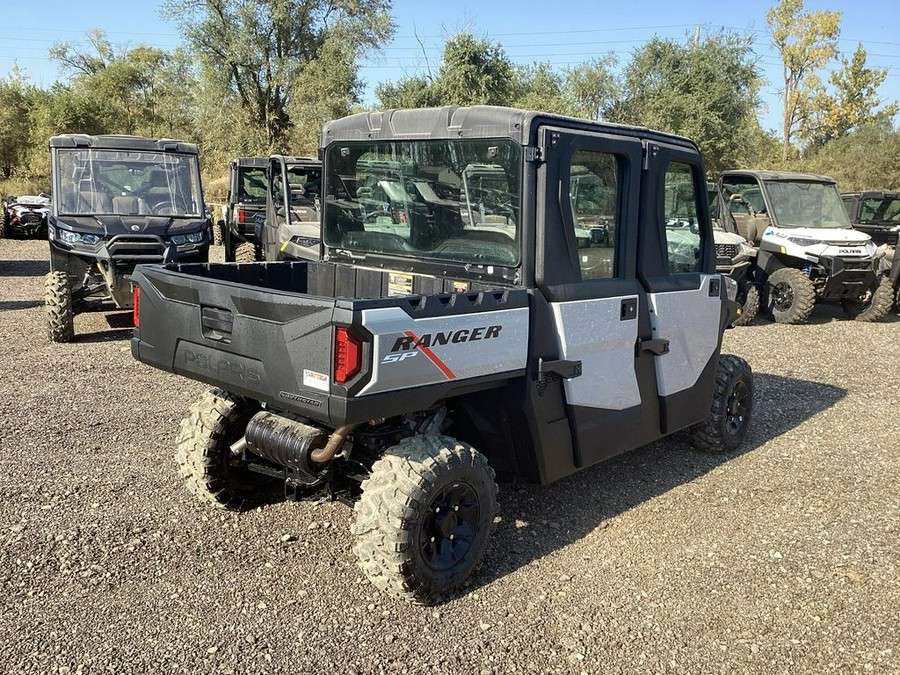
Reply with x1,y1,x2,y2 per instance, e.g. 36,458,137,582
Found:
45,134,210,342
130,106,753,603
715,170,891,324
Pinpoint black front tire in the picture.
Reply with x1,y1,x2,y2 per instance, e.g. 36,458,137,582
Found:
766,267,815,324
352,435,498,604
175,388,278,511
45,271,75,343
841,276,893,322
691,355,753,453
734,283,759,326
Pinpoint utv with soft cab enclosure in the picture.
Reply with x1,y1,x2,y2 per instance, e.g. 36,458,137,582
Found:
718,170,891,324
131,106,753,603
45,134,209,342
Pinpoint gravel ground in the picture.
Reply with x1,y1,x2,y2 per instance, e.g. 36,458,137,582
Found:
0,238,898,674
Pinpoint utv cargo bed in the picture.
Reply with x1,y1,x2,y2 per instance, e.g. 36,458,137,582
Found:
132,261,530,426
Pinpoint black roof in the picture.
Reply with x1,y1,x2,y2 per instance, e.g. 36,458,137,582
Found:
231,157,270,168
321,105,699,152
720,169,835,183
270,155,321,168
49,134,198,155
840,190,900,199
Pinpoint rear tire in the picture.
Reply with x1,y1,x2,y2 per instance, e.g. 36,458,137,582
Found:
212,220,224,246
766,267,815,324
734,283,759,326
352,435,498,604
45,271,75,343
841,276,893,322
691,355,753,453
234,241,257,263
175,388,279,511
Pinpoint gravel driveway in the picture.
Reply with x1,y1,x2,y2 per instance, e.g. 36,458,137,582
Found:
1,239,897,674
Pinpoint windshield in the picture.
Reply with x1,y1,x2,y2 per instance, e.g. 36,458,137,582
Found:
764,180,850,229
858,196,900,224
237,167,267,203
286,165,320,207
54,149,203,217
323,140,521,267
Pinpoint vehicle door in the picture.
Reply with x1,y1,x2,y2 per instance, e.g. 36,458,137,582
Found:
639,140,723,434
535,126,663,468
264,156,290,260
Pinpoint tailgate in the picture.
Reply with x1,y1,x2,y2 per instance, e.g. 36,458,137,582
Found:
131,264,336,420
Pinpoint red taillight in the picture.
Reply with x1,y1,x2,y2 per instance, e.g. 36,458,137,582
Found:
334,327,362,384
132,286,140,327
237,208,246,224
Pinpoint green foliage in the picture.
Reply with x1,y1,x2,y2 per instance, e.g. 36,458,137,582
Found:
434,33,517,106
2,3,897,195
801,121,900,190
613,32,764,175
163,0,394,150
802,44,900,148
514,62,570,115
376,33,518,109
0,66,32,178
375,75,440,109
50,30,195,139
564,56,619,121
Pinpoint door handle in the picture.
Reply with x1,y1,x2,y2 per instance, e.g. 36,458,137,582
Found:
620,298,637,321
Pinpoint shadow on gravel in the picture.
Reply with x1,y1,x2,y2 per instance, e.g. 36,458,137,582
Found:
0,299,42,311
470,372,848,598
73,328,133,343
730,306,900,327
0,259,50,277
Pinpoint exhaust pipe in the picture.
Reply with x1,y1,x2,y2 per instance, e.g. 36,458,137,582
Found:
234,411,353,478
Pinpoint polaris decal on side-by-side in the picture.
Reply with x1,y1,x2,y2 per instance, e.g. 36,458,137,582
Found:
361,308,528,396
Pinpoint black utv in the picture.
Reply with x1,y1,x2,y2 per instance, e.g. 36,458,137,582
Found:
45,134,210,342
841,190,900,246
221,157,269,263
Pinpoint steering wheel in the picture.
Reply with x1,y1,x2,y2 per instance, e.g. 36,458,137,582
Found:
150,202,177,215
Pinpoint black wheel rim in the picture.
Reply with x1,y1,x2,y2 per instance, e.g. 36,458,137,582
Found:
725,380,750,436
419,481,480,571
773,282,794,311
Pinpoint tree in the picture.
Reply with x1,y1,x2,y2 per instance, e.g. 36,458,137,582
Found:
564,56,619,121
802,44,899,148
613,31,763,175
163,0,394,150
767,0,841,161
514,62,570,115
434,33,517,106
0,67,33,178
802,120,900,190
375,75,439,109
50,30,195,138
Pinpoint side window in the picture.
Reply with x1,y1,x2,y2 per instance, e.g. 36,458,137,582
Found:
663,162,703,274
568,150,619,280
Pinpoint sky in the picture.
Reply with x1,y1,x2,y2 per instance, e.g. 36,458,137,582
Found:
3,0,899,134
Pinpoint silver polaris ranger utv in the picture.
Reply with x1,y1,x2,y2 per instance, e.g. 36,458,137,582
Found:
131,106,754,603
46,134,209,342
